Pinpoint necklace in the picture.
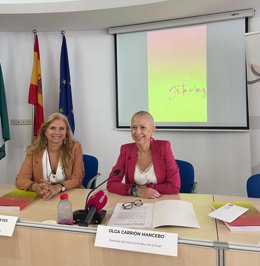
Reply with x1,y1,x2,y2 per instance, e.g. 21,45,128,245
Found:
48,148,55,171
46,148,57,184
45,148,66,184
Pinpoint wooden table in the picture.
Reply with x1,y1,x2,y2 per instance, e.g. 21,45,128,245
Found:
2,184,259,266
214,194,260,266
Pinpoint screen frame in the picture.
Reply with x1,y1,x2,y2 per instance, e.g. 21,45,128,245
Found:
114,18,249,131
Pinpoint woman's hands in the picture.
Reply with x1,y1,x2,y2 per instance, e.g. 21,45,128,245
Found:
136,186,161,199
31,181,62,200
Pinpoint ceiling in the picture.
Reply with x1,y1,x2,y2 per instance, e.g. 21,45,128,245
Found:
0,0,259,32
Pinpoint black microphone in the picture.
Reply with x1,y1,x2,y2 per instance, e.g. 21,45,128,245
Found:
73,169,121,225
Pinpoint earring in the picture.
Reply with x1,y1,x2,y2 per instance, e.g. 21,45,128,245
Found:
44,137,48,144
63,138,67,145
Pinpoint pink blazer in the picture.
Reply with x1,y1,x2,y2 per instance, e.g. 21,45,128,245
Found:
107,139,180,195
15,142,84,191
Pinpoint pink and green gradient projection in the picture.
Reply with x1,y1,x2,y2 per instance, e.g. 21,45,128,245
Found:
148,26,207,122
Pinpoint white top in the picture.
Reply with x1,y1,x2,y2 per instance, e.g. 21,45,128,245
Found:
134,164,157,185
42,149,66,184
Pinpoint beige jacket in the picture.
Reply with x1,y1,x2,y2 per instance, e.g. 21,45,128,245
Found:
15,142,84,190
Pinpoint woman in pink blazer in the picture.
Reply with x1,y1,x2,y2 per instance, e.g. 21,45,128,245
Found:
107,111,180,199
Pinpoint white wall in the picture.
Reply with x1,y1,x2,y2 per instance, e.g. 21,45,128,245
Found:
2,14,260,196
247,9,260,177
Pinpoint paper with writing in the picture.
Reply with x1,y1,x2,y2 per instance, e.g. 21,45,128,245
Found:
108,200,200,229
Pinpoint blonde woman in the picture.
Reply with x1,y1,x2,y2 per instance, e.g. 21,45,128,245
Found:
16,113,84,200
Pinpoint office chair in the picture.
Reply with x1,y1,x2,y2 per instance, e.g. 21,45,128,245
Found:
82,154,100,189
176,159,198,193
247,174,260,198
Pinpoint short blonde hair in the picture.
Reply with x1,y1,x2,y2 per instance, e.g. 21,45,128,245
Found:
131,111,154,126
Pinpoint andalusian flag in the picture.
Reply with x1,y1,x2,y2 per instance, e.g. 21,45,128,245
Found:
0,64,10,160
28,33,44,137
59,34,75,133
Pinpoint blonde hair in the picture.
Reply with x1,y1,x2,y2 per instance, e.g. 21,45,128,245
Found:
30,113,74,166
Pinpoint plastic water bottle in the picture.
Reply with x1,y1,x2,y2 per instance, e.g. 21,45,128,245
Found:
57,193,73,225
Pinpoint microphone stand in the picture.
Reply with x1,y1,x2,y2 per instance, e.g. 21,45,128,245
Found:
73,169,121,226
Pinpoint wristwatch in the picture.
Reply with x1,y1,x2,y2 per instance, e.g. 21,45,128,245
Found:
130,184,139,196
60,183,66,192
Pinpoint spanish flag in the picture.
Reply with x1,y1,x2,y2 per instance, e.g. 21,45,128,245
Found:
28,33,44,137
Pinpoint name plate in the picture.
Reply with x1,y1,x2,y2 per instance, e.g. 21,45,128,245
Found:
95,225,178,257
0,215,18,237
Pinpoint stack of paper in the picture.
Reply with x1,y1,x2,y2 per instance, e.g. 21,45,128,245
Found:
209,202,260,232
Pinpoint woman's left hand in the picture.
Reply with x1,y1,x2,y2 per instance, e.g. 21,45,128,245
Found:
41,183,61,200
136,186,161,199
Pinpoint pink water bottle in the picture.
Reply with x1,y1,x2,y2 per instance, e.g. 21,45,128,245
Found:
57,193,73,225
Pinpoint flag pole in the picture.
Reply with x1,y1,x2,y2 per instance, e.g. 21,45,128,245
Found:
59,30,75,133
31,29,37,144
28,29,44,143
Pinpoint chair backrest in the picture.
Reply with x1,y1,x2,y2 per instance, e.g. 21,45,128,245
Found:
247,174,260,198
176,159,195,193
82,154,99,189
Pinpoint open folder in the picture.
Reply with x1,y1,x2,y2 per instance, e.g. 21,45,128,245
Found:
108,199,200,229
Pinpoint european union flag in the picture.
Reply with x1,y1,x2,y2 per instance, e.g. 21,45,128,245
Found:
59,34,75,133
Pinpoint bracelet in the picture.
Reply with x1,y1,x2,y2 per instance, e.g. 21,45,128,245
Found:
130,184,139,196
60,183,66,192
